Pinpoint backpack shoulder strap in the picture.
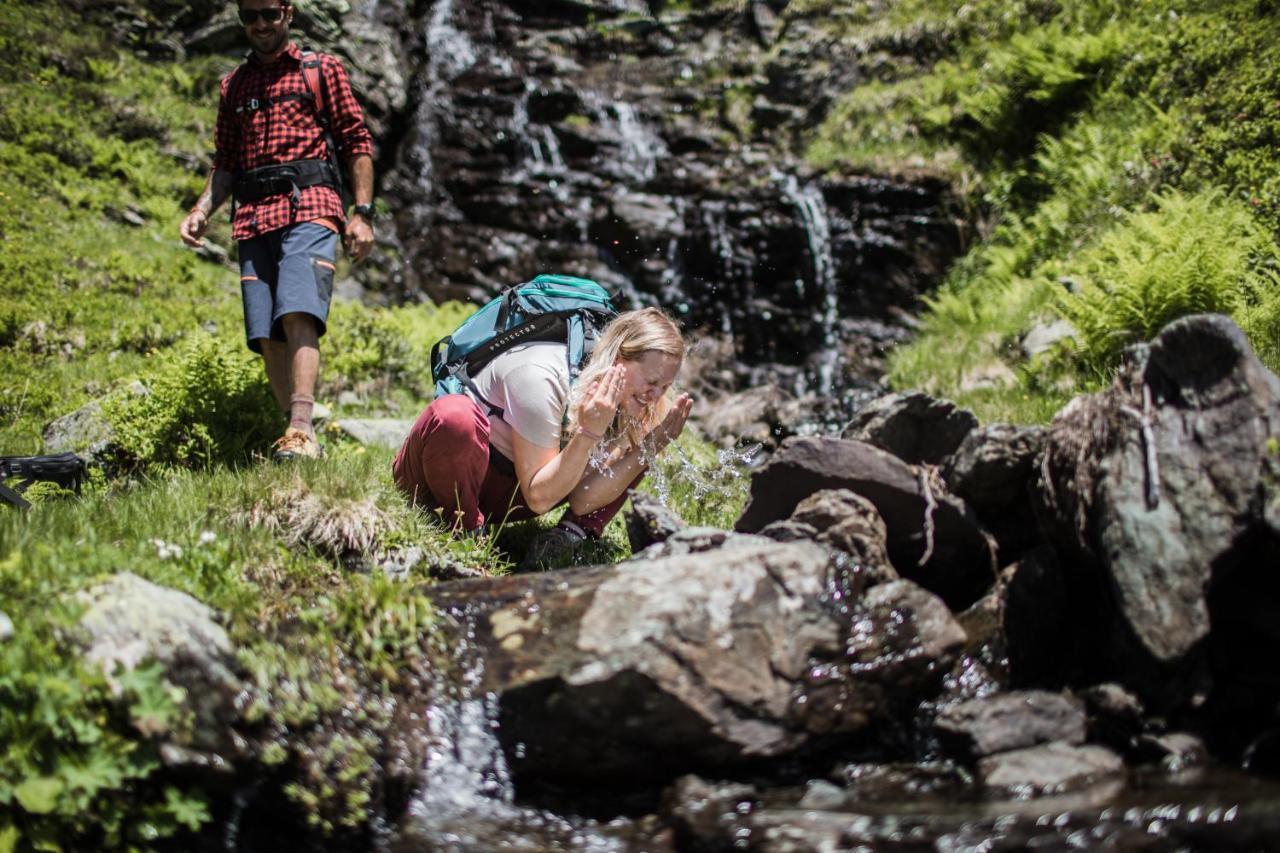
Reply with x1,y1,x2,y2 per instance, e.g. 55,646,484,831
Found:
299,49,331,131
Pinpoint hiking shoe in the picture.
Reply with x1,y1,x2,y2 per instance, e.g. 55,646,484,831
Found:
519,520,588,571
272,427,323,461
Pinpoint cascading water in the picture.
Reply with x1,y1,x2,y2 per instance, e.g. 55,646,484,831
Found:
778,173,841,398
611,101,665,186
400,605,632,851
510,83,571,202
402,0,477,193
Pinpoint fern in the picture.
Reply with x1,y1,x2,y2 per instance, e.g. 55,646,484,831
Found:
1057,188,1280,372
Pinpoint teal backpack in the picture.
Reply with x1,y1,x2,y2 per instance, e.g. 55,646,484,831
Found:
430,274,618,416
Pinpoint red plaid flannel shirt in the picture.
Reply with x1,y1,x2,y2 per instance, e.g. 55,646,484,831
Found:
213,42,374,241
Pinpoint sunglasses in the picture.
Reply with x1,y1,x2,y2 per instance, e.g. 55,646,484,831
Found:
238,6,287,24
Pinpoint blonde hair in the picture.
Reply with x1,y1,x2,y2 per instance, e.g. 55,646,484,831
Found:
567,307,685,448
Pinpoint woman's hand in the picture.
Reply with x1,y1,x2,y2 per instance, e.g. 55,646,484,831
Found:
579,364,625,438
648,392,692,452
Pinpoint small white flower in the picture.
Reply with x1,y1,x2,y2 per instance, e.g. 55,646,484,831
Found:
198,530,217,546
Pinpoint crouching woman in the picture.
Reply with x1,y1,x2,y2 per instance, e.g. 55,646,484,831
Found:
392,307,692,562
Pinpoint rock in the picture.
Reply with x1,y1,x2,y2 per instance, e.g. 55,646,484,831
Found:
977,742,1124,796
933,691,1086,760
625,492,687,552
788,488,894,576
797,779,846,809
1035,314,1280,713
628,526,775,559
842,392,978,466
945,427,1042,498
1080,683,1146,752
1001,547,1070,686
849,580,968,692
748,1,785,46
660,775,757,852
941,423,1045,559
43,380,148,456
1020,318,1077,359
1133,732,1206,772
1243,728,1280,776
696,385,789,449
375,546,482,582
758,519,819,542
736,437,996,610
75,573,243,763
830,762,969,801
331,417,414,448
0,610,12,642
427,541,964,787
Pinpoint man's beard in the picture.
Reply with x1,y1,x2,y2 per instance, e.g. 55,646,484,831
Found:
251,30,287,55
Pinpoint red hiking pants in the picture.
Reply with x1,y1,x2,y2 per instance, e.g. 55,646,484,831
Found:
392,394,639,536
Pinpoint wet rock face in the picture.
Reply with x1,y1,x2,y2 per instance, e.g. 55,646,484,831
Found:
370,1,960,401
1035,314,1280,718
426,541,965,789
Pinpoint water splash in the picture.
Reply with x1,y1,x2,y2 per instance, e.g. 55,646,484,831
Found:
642,436,762,511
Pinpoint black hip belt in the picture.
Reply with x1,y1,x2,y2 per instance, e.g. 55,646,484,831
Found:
233,159,338,205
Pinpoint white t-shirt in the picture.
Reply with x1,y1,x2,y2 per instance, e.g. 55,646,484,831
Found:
467,342,571,460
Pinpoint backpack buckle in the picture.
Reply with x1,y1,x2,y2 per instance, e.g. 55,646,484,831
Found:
247,97,260,111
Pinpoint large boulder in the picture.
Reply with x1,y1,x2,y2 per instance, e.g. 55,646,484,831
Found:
736,437,996,610
1035,314,1280,718
426,541,965,788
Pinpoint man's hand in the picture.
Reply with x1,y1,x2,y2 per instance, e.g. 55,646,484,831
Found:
179,209,209,248
344,215,374,262
649,393,693,452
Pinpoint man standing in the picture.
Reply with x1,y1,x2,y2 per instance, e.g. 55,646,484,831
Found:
179,0,375,460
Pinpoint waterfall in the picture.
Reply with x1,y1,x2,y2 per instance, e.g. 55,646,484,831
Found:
402,607,629,851
512,83,568,177
406,0,478,192
426,0,477,82
698,201,751,336
581,93,667,187
612,102,665,185
779,173,841,397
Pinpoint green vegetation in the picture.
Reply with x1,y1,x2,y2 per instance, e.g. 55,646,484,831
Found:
0,5,754,847
802,0,1280,422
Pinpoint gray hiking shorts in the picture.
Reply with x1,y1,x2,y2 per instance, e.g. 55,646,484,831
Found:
238,221,338,352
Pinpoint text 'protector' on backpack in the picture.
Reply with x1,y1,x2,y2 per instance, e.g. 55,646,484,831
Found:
430,274,619,417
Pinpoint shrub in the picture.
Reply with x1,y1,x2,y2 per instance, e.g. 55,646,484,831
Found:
321,300,472,400
104,333,279,471
1056,188,1280,373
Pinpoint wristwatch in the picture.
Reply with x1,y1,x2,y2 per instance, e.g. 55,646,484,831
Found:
351,202,377,221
